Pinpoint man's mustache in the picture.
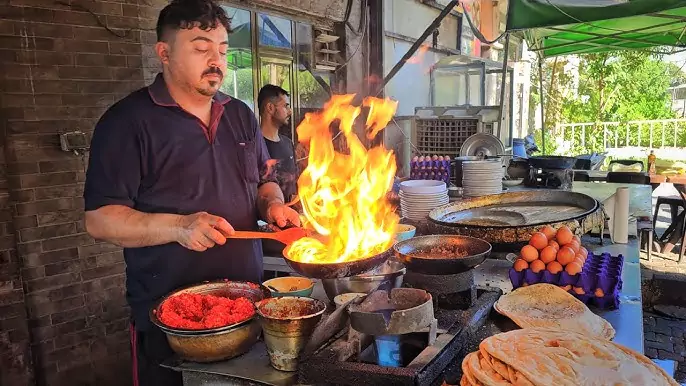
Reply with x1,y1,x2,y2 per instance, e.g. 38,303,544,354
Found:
202,67,223,78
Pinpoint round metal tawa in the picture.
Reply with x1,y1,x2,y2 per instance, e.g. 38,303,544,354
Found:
460,133,505,158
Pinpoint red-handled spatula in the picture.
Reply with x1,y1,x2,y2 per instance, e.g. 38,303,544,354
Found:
228,227,308,245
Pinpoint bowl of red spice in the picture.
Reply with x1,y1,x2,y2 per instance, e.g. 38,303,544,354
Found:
150,280,271,362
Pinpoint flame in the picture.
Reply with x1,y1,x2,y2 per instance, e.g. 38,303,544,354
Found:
284,95,400,264
406,44,429,64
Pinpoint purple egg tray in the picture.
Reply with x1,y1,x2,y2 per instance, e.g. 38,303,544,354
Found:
409,158,450,183
508,252,624,310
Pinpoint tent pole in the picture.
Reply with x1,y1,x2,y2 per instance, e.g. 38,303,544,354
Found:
538,57,546,155
497,33,510,140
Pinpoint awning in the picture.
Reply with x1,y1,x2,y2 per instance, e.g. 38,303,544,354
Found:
506,0,686,57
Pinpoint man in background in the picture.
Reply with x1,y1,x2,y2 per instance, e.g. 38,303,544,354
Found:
258,85,299,203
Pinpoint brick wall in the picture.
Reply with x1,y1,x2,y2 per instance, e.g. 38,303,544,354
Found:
0,0,163,385
0,0,366,384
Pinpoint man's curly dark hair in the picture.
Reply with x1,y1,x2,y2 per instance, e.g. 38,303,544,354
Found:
156,0,232,42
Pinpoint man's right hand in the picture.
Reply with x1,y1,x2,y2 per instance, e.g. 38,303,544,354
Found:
176,212,235,251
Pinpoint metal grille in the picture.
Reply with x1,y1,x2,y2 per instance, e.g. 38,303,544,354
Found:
415,118,479,157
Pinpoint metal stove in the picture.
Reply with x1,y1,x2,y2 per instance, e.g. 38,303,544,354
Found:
298,286,500,386
523,167,573,189
404,269,476,310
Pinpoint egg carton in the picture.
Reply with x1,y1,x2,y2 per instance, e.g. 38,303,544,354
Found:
508,252,624,310
409,157,451,184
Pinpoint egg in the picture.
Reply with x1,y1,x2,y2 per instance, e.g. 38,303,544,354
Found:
520,245,539,263
578,247,589,259
595,288,605,297
529,232,549,251
546,261,563,274
561,285,572,291
567,240,580,254
540,246,557,264
541,225,557,240
556,226,574,245
573,286,585,295
445,155,451,161
565,261,582,275
513,259,528,272
556,247,576,266
530,259,546,273
548,240,560,250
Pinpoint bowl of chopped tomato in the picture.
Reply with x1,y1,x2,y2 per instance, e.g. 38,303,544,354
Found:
150,280,271,362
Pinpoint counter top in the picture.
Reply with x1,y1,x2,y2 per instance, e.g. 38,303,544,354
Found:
166,238,644,385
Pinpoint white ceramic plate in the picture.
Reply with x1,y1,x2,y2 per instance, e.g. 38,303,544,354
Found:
399,180,447,194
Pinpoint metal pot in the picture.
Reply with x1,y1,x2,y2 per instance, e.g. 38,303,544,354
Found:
321,259,406,302
451,156,480,187
149,281,271,362
163,321,262,363
255,297,327,372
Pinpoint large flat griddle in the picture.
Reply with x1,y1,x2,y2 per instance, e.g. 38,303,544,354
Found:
427,191,604,250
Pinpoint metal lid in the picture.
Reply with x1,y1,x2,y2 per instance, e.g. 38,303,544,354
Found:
460,133,505,158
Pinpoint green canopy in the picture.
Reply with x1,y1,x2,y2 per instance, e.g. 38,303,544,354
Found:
506,0,686,57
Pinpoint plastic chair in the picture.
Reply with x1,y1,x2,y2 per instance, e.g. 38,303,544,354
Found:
653,196,686,262
606,172,650,185
608,159,644,172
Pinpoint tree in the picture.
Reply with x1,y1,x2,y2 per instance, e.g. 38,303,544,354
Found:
530,51,685,154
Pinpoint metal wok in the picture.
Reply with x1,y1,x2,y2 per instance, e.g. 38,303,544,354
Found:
282,247,393,279
393,235,492,275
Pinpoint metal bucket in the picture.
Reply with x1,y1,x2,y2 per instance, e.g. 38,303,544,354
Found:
451,156,480,187
255,297,327,371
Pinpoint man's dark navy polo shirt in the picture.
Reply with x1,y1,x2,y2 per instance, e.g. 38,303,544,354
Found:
84,73,270,331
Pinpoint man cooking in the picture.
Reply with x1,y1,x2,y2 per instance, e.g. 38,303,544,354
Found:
257,84,298,203
83,1,300,385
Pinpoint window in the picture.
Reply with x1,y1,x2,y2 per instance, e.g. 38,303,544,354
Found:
295,22,331,110
221,6,255,110
258,13,292,49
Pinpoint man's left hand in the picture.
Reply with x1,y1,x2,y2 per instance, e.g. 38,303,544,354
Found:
266,202,301,228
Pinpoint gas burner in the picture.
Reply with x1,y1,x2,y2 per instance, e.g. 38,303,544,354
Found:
348,288,437,368
404,269,476,310
299,290,501,386
523,167,573,189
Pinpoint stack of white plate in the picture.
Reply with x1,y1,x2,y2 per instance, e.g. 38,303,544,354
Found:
462,160,504,197
398,180,449,221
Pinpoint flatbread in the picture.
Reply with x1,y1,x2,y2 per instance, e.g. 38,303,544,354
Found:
494,283,615,340
458,328,678,386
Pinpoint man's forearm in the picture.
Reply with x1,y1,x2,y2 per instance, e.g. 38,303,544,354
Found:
85,205,183,248
257,182,285,220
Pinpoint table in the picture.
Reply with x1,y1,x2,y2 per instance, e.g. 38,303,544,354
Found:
509,182,653,219
169,246,646,385
476,238,644,354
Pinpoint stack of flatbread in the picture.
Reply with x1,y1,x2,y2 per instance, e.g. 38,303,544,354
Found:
459,328,679,386
494,283,615,340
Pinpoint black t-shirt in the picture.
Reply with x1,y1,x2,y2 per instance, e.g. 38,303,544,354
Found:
84,73,270,331
264,134,298,201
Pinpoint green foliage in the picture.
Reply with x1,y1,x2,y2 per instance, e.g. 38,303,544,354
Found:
530,51,686,154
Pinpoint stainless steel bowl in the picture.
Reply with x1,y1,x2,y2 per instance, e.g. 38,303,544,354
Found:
321,259,406,302
150,280,271,362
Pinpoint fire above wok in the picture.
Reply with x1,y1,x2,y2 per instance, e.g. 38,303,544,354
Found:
281,94,401,278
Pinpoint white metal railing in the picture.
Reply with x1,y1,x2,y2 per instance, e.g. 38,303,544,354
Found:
556,118,686,150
